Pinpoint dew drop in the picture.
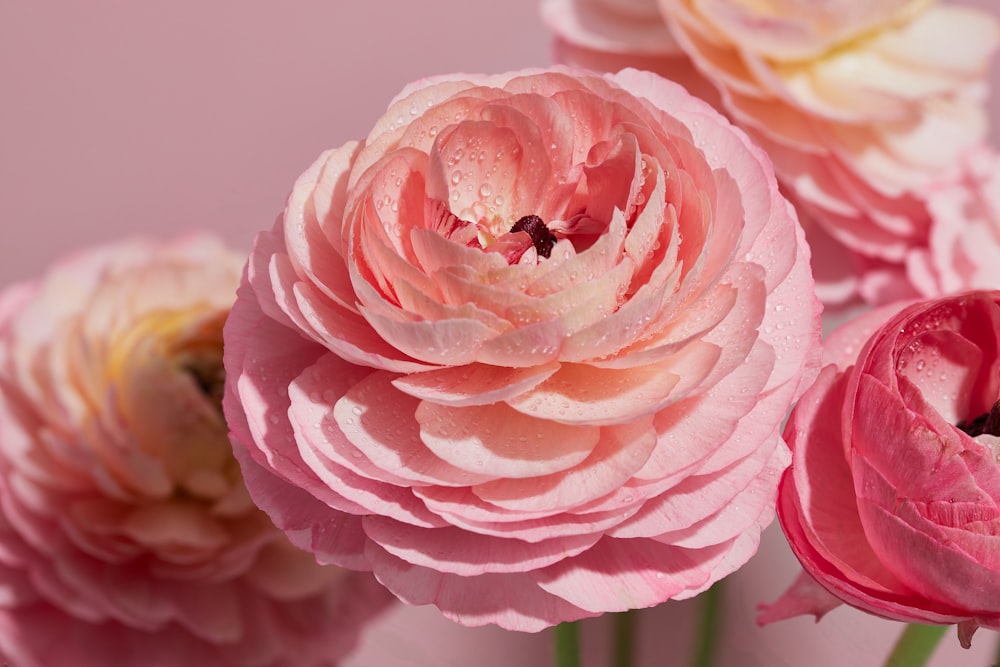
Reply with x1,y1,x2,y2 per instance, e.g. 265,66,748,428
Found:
479,183,492,198
451,170,463,185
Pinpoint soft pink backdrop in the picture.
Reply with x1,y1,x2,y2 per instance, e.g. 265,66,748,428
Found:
1,1,998,665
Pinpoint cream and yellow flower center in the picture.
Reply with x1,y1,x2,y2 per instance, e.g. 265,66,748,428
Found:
105,306,241,502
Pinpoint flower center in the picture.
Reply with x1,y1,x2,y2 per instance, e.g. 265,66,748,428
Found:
957,400,1000,437
510,215,555,259
177,348,226,414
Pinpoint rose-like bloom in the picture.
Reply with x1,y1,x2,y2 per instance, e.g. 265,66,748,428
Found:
0,236,392,667
544,0,1000,305
223,67,821,631
761,292,1000,647
908,145,1000,298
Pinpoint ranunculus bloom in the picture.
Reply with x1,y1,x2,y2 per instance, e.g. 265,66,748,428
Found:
544,0,1000,305
0,236,392,667
763,292,1000,647
223,67,822,631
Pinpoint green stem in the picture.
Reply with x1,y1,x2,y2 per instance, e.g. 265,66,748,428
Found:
554,621,581,667
882,624,947,667
992,630,1000,667
612,611,636,667
691,581,723,667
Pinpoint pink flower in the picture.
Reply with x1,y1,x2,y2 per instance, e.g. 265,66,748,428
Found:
223,67,822,631
0,236,392,667
908,145,1000,297
544,0,1000,305
762,292,1000,647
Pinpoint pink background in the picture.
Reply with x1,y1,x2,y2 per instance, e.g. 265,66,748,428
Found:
1,1,999,665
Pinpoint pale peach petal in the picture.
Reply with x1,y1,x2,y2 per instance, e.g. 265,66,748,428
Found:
391,362,561,407
416,402,600,478
471,418,658,512
873,5,1000,75
542,0,682,56
515,362,677,422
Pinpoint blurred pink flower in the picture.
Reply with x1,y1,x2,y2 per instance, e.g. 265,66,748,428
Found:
544,0,1000,305
0,236,392,667
762,292,1000,647
223,67,822,631
908,145,1000,297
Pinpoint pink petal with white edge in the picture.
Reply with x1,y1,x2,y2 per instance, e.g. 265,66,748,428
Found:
294,436,447,529
615,69,777,258
358,304,501,367
471,416,659,512
351,82,485,190
412,486,627,542
264,237,431,373
608,431,778,538
531,535,731,612
474,317,569,366
416,401,599,478
283,143,360,308
361,515,599,575
364,541,596,631
652,436,788,548
409,226,509,277
326,368,496,487
223,286,344,497
286,357,492,487
608,269,744,371
392,362,561,407
631,340,774,483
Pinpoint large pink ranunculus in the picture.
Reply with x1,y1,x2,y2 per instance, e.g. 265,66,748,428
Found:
762,292,1000,647
0,236,393,667
223,67,822,631
544,0,1000,305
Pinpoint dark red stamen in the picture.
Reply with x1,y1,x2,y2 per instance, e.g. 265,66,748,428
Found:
957,400,1000,437
510,215,555,259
